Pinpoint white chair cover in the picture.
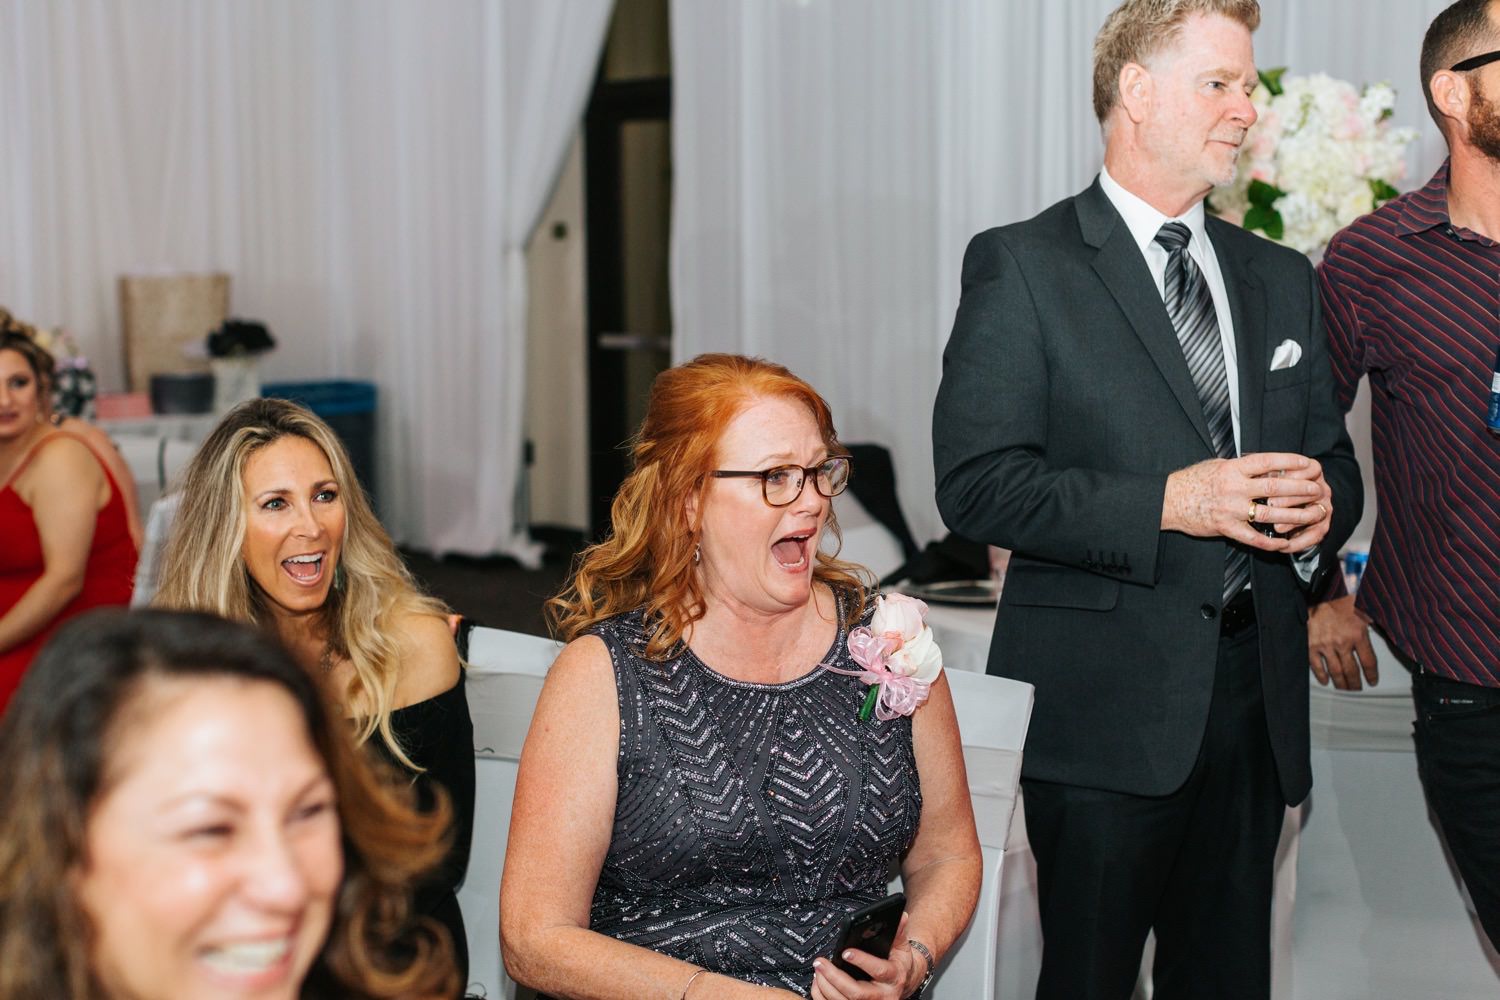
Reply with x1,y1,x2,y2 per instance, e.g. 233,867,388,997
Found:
460,627,564,1000
924,668,1035,998
130,491,181,607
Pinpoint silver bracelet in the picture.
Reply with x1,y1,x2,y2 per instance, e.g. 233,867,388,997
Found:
680,967,709,1000
906,939,935,998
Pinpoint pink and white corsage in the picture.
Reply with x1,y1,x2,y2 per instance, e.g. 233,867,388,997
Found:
827,593,944,721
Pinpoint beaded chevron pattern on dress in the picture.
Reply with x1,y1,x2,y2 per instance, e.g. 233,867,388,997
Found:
586,589,921,996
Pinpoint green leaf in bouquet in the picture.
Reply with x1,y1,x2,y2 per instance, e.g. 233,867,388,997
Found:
1369,178,1400,204
1247,179,1286,209
1258,67,1287,96
1244,205,1285,242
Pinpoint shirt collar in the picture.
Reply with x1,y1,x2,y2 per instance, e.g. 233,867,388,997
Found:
1099,165,1209,257
1394,159,1453,237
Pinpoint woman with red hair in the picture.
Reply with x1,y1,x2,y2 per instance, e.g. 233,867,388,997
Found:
501,355,980,1000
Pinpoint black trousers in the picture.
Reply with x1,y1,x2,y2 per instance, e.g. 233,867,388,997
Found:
1022,626,1285,1000
1412,669,1500,949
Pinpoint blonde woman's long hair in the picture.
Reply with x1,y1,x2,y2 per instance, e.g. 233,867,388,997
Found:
547,354,870,659
152,398,448,766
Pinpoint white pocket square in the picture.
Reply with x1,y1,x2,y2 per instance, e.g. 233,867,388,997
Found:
1270,339,1303,371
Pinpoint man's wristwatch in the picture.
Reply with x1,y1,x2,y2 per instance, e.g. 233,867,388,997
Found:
905,938,935,998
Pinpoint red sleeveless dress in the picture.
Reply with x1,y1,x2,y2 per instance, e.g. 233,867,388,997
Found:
0,432,139,713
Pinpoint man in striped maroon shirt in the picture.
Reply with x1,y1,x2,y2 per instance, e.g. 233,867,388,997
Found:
1311,0,1500,948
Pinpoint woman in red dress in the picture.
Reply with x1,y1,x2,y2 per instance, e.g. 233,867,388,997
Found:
0,330,137,712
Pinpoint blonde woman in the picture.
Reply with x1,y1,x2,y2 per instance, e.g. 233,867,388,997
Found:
153,398,474,990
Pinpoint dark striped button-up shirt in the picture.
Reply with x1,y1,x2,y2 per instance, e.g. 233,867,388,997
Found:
1317,161,1500,687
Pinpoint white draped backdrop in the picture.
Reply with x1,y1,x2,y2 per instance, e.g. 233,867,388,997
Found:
0,0,1466,551
671,0,1457,547
0,0,611,557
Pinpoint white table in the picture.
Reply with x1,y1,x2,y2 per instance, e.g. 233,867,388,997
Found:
99,412,219,441
913,595,1500,997
919,600,999,676
101,413,214,513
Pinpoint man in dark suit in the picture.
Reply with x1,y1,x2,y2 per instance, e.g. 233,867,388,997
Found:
932,2,1360,997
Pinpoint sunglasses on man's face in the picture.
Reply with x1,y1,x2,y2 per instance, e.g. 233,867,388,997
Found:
1451,50,1500,72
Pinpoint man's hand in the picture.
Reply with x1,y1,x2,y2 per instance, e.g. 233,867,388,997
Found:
1308,595,1378,690
1263,459,1334,550
1161,453,1327,551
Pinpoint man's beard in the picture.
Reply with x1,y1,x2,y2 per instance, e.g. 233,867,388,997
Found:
1468,78,1500,164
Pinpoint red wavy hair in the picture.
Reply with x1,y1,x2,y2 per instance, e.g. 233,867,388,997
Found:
547,354,868,659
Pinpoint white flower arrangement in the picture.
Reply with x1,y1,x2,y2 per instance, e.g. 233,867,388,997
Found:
1209,69,1419,256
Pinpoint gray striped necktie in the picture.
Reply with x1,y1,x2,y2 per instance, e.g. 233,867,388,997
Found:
1155,221,1250,602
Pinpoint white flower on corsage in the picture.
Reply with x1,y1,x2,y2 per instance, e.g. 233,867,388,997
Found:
826,593,943,721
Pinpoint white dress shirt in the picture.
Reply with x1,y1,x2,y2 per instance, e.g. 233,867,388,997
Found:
1098,165,1242,451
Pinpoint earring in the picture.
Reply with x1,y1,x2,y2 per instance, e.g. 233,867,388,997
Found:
693,544,701,565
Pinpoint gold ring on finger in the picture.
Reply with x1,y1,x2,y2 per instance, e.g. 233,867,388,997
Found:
1315,501,1328,519
1247,501,1258,523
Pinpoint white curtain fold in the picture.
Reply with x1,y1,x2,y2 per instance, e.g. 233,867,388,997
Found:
671,0,1452,546
0,0,612,557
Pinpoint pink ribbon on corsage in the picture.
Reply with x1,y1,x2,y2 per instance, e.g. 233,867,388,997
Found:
824,626,933,722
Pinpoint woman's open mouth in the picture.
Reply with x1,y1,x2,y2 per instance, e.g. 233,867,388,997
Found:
281,553,327,586
771,533,812,570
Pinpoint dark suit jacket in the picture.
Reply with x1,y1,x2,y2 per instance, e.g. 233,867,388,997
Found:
932,179,1360,804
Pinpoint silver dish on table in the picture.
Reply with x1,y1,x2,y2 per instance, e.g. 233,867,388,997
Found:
901,579,1000,607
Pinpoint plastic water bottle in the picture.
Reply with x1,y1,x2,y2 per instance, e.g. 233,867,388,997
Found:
1342,549,1369,594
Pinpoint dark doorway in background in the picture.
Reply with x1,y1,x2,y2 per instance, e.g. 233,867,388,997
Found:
584,0,671,538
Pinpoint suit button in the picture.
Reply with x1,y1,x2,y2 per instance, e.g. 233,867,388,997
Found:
1200,603,1217,620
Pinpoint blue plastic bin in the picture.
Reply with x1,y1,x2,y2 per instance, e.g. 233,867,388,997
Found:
261,380,378,511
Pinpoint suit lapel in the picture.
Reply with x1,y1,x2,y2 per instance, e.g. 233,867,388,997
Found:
1077,181,1216,453
1209,220,1267,456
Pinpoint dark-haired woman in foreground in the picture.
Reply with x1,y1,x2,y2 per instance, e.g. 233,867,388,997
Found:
0,608,458,1000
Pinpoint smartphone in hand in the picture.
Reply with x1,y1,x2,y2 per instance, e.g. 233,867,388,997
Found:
830,892,905,981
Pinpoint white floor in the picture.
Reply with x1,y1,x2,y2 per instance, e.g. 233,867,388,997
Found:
986,746,1500,999
1286,746,1500,1000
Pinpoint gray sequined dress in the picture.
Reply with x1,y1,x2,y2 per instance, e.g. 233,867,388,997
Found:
586,587,922,996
